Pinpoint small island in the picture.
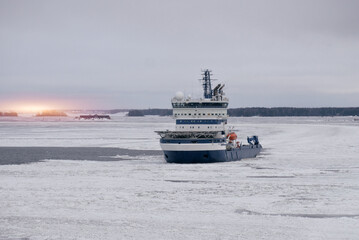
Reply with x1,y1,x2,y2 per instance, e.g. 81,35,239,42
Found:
0,111,18,117
36,110,67,117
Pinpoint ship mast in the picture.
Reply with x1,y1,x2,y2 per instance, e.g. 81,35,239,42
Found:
202,69,213,99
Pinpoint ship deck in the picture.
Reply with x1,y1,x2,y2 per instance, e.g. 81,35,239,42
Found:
155,130,224,139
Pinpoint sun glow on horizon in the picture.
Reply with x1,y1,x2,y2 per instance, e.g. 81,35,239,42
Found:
1,97,98,113
2,100,71,113
15,105,55,113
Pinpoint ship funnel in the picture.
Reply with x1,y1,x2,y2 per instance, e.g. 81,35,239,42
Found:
213,84,221,96
219,84,225,95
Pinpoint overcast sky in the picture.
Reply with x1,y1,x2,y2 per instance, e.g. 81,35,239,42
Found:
1,0,358,110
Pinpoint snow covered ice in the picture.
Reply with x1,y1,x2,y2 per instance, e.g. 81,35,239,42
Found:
0,115,359,239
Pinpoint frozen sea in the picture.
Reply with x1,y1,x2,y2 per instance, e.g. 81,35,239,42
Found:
0,114,359,239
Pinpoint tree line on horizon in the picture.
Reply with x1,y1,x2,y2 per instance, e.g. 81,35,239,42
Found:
127,107,359,117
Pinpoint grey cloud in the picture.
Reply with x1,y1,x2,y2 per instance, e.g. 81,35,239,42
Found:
0,0,358,109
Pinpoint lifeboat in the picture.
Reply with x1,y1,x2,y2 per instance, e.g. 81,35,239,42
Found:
226,132,237,142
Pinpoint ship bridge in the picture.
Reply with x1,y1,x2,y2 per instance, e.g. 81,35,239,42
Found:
171,70,229,132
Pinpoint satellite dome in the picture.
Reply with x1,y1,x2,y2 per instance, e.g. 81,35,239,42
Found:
175,91,184,101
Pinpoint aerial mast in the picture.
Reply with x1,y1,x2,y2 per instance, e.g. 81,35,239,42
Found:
202,69,213,99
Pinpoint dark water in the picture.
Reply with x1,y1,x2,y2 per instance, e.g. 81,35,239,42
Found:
235,209,359,219
0,147,162,165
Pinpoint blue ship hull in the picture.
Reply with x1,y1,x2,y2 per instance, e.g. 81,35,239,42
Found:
163,145,262,163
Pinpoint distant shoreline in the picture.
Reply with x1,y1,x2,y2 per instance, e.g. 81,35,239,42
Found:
2,107,359,117
126,107,359,117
